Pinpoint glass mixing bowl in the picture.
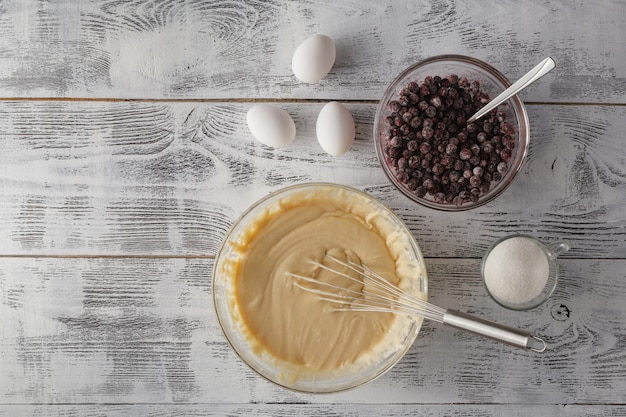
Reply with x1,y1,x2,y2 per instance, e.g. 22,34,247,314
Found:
212,183,427,393
374,55,530,211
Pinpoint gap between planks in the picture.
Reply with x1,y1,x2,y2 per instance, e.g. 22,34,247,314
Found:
0,254,215,259
0,97,377,104
0,255,608,260
0,97,624,107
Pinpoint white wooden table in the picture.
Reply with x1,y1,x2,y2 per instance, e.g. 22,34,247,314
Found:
1,1,625,415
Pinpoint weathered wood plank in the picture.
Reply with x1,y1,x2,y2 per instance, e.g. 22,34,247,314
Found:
0,101,625,258
0,0,623,102
1,404,625,417
1,257,624,404
0,0,623,414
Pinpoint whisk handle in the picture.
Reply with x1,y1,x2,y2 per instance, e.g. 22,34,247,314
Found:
442,310,546,352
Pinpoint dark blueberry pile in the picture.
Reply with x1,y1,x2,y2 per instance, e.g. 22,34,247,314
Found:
381,74,517,206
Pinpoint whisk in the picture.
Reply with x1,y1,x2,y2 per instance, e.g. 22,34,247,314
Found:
289,254,546,352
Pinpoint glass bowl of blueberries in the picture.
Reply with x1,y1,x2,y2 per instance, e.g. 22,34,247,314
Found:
374,55,530,210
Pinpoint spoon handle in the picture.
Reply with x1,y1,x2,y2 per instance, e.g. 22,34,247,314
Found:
467,57,556,123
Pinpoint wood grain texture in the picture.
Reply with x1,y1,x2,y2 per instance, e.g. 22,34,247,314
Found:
1,257,625,404
1,404,626,417
1,0,625,414
1,101,625,257
0,0,624,101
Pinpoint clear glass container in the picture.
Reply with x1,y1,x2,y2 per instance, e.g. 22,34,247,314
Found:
212,183,427,393
481,234,570,310
374,55,530,211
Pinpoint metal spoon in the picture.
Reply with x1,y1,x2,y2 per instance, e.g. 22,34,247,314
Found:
467,57,556,123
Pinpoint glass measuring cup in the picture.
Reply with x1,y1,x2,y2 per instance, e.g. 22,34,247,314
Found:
481,234,570,310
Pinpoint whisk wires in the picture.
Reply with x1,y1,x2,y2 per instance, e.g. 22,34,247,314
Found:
288,255,446,323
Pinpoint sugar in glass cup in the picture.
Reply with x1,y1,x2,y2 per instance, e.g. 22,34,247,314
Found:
374,55,530,211
481,234,570,310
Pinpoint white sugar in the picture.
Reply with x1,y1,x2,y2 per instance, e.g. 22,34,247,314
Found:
484,236,549,305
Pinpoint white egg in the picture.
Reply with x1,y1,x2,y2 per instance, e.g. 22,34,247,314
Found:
316,102,355,156
292,34,336,84
246,103,296,148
